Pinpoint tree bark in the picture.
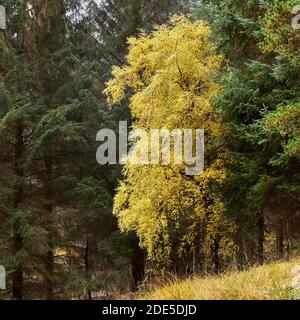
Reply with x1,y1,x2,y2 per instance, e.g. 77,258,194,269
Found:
84,239,92,300
257,211,265,264
12,120,24,300
44,249,54,300
211,238,220,274
12,235,23,300
131,235,145,292
44,157,54,300
277,222,284,259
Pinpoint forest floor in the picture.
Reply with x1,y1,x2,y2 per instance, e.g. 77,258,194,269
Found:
141,258,300,300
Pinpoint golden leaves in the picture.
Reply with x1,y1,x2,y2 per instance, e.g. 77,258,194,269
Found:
106,16,235,264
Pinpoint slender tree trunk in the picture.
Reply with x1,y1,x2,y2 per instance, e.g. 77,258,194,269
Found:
12,234,23,299
44,157,54,300
211,238,220,274
12,120,24,300
286,219,291,256
276,222,284,259
44,249,54,300
193,226,204,274
84,239,92,300
131,235,145,292
257,211,265,264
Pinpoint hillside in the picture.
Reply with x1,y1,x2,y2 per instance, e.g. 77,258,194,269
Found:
142,259,300,300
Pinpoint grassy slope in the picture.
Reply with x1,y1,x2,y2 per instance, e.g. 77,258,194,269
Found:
142,259,300,300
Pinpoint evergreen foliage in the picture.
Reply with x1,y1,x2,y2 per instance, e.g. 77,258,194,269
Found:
0,0,299,299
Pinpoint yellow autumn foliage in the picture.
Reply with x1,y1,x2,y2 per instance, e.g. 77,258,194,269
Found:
105,16,236,266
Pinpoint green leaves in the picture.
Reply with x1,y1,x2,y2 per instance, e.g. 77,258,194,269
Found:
257,0,300,65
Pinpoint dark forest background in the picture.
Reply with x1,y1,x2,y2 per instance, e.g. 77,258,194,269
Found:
0,0,299,300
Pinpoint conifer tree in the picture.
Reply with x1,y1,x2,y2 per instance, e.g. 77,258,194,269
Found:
1,0,184,299
196,0,300,263
0,1,43,299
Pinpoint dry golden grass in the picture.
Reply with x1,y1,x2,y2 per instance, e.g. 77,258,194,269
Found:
142,259,300,300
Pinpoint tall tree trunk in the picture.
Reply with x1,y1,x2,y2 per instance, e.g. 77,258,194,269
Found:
12,120,24,300
131,234,145,292
286,219,291,256
192,225,204,275
32,1,65,300
44,249,54,300
257,211,265,264
211,238,220,274
12,234,23,299
276,221,284,259
84,239,92,300
44,157,54,300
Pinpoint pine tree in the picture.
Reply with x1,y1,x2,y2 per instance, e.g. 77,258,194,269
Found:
204,0,300,263
1,0,184,299
1,0,118,299
0,1,44,299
